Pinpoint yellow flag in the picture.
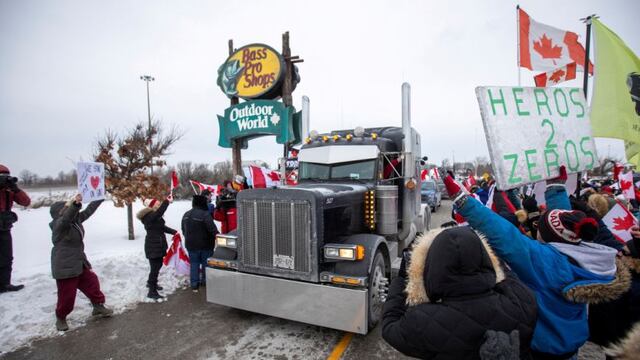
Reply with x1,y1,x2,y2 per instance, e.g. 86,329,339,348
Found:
590,19,640,143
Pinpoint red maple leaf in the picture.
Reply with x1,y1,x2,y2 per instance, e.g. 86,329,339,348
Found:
613,213,635,231
549,69,566,84
620,179,633,191
533,34,563,64
267,171,280,181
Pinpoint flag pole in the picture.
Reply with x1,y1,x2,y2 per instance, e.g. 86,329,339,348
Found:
580,14,597,99
516,5,521,86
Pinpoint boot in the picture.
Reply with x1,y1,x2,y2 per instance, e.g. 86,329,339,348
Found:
0,284,25,293
147,284,164,300
56,317,69,331
146,282,163,291
91,303,113,317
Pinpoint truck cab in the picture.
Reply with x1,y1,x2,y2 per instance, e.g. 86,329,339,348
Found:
206,83,429,334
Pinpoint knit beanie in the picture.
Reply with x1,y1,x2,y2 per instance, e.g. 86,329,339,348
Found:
0,164,9,174
143,198,159,209
538,209,599,244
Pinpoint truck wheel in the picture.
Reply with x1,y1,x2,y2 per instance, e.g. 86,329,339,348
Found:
368,251,388,330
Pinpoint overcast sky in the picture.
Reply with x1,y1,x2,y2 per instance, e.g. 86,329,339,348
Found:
1,0,638,177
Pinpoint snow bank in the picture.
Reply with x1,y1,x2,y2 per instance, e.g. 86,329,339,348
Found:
0,199,202,354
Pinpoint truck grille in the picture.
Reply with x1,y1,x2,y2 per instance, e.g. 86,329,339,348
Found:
239,199,313,278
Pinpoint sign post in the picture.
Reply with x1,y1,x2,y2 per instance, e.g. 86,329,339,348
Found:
476,86,598,189
217,35,303,175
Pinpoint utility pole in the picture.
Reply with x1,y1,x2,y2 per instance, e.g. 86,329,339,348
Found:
140,75,155,174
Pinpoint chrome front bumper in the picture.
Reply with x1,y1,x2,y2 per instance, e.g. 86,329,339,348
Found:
206,268,369,334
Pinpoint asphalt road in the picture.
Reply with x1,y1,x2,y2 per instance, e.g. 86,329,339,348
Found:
1,200,604,360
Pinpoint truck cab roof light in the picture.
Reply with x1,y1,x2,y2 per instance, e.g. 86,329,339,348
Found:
371,133,378,140
332,135,341,141
322,135,329,142
346,134,353,141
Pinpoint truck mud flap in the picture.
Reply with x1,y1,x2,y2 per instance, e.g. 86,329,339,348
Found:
206,268,368,334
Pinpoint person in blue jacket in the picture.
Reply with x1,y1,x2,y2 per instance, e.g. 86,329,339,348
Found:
443,167,631,359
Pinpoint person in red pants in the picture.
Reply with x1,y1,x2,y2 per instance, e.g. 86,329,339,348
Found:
49,194,112,331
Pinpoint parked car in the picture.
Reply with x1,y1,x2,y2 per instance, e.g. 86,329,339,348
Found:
436,179,448,199
421,179,441,211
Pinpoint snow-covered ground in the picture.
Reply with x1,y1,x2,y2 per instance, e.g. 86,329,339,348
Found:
0,193,202,354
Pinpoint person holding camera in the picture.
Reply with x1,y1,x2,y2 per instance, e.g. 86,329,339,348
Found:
0,164,31,293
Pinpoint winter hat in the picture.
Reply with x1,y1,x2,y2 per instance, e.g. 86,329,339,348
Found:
538,209,599,244
588,194,610,218
143,198,159,209
626,238,640,259
201,189,212,197
233,175,245,184
0,164,9,174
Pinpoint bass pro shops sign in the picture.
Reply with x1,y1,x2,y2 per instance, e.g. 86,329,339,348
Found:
217,100,301,148
217,44,286,100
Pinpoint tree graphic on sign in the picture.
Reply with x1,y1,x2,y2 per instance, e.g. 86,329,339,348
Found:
534,34,563,64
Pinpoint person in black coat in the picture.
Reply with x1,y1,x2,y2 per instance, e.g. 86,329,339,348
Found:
137,197,177,300
182,195,218,291
382,226,537,360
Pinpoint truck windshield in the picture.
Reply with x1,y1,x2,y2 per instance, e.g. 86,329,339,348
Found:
299,160,376,181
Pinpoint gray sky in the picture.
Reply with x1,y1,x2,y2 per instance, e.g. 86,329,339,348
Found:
1,0,638,177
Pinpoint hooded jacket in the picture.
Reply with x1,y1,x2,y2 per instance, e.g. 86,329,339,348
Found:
182,195,218,251
382,227,537,360
49,199,102,279
136,200,177,259
455,185,632,356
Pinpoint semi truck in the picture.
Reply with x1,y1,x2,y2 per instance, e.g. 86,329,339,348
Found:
206,83,430,334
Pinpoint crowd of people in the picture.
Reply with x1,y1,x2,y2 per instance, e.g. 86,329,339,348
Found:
4,159,640,358
382,166,640,360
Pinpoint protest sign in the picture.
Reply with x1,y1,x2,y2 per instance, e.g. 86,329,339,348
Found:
476,86,598,189
77,161,106,203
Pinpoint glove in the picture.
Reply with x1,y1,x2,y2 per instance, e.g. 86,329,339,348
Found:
522,196,538,213
547,165,568,186
166,194,174,203
398,249,410,278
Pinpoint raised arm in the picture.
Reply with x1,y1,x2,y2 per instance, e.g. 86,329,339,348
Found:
78,199,103,223
146,200,170,223
54,201,81,233
12,186,31,207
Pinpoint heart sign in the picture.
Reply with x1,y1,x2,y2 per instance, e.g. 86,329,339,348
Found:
76,162,106,203
90,176,100,190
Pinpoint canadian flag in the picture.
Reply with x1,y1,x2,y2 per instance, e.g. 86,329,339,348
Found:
463,176,477,191
244,165,280,188
420,169,429,181
430,168,440,181
534,62,577,87
189,180,222,196
602,201,638,243
518,8,593,73
170,171,179,190
618,170,636,201
163,233,190,276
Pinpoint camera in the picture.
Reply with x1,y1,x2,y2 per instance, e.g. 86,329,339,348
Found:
0,175,18,188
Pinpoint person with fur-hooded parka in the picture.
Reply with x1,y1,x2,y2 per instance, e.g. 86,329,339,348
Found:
137,198,177,300
382,227,537,360
443,167,632,359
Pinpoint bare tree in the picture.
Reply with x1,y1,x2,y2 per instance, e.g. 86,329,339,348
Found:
19,170,37,186
95,121,182,240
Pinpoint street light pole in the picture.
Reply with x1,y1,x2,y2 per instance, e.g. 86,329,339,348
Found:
140,75,155,174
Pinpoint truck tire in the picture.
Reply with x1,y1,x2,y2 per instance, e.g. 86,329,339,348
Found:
368,251,388,330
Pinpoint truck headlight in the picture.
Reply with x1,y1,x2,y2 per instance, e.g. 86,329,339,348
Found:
216,235,237,248
324,244,365,261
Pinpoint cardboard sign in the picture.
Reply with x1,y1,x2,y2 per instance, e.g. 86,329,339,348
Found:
77,162,105,203
476,86,598,189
